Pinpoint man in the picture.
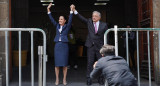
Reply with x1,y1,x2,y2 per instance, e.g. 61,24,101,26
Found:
72,5,108,85
121,24,136,71
68,26,78,70
90,45,137,86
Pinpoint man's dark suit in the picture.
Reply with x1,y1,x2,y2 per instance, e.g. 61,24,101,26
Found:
76,13,108,78
90,55,137,86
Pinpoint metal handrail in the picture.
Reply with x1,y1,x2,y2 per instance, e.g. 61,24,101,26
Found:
104,26,160,86
0,28,47,86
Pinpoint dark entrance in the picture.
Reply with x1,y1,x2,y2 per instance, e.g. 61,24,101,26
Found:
10,0,139,85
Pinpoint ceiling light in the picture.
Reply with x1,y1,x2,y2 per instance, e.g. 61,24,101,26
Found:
40,0,53,2
97,0,109,1
94,3,107,5
42,4,55,6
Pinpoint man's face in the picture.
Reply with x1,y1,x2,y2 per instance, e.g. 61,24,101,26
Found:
92,13,101,22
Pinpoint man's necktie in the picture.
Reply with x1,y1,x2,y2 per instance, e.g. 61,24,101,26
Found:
94,22,97,34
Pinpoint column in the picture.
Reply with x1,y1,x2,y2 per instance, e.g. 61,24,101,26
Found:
153,0,160,85
0,0,10,85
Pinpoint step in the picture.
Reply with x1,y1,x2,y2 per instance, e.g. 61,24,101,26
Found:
141,75,154,80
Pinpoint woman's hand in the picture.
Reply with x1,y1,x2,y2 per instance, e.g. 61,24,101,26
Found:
47,3,52,12
70,4,73,11
47,3,52,9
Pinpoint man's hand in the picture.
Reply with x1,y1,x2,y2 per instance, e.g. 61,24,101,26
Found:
70,4,76,11
47,3,52,9
72,4,76,11
93,61,98,69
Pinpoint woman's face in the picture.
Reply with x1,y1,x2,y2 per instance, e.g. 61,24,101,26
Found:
59,16,66,26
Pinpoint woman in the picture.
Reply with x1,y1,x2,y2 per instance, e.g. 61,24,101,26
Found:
47,3,74,85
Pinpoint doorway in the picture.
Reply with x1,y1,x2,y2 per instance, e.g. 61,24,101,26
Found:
10,0,140,85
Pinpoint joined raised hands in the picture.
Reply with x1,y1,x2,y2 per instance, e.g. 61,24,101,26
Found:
70,4,75,11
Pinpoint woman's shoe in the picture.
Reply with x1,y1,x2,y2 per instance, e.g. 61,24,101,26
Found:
63,81,67,85
55,81,59,85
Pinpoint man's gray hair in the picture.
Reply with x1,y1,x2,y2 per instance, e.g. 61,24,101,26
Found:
100,45,115,56
92,11,101,17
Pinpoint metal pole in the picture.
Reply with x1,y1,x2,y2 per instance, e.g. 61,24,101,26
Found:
42,30,47,86
137,31,140,86
104,30,107,44
0,28,48,86
19,31,22,86
31,31,34,86
104,29,112,45
147,31,151,86
114,25,118,56
5,31,9,86
105,79,108,86
38,46,43,86
126,31,129,65
159,31,160,84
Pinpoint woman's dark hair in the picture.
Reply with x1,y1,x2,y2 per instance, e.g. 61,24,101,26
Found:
59,15,68,24
59,15,68,21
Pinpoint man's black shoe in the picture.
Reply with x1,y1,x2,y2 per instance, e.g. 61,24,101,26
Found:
98,77,104,85
86,78,92,85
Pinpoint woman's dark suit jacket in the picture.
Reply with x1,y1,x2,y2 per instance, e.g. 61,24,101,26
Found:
48,12,73,42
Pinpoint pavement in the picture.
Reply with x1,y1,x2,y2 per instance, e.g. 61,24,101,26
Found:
9,56,157,86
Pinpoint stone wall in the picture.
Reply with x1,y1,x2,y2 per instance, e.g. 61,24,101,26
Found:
153,0,160,85
0,0,10,85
